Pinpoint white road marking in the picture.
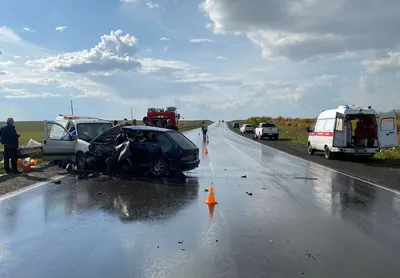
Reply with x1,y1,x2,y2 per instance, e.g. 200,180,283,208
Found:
225,124,400,195
0,175,68,201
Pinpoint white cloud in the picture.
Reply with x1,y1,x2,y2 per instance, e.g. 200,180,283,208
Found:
0,85,61,99
201,0,400,60
172,71,239,84
216,56,227,60
55,26,68,32
13,55,21,59
146,1,160,8
159,37,170,41
22,27,36,33
26,30,141,74
362,52,400,74
139,58,188,73
189,39,215,43
120,0,137,2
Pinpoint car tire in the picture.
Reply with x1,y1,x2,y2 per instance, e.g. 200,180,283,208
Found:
151,157,169,177
308,143,314,155
324,146,333,160
76,152,87,170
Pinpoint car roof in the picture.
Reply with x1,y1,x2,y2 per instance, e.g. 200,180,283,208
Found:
122,125,173,132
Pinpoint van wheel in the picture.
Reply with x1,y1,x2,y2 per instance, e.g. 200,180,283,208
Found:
308,143,314,155
324,146,333,160
151,157,169,177
76,152,87,170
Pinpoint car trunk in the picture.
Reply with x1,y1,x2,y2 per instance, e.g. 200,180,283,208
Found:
165,131,199,161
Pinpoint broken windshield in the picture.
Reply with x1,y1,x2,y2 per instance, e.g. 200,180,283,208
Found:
77,122,113,142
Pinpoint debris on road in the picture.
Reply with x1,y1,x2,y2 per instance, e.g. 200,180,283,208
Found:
204,189,209,192
248,193,253,196
261,187,266,190
241,175,247,178
269,240,273,244
178,240,183,244
97,191,102,195
53,180,61,184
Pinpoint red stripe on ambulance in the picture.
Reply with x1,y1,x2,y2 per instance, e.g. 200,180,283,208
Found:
310,132,334,137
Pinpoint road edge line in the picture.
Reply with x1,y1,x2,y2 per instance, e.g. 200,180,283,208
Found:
0,174,68,201
224,124,400,195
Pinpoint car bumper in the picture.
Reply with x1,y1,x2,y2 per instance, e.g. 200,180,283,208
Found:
169,159,200,172
333,148,379,155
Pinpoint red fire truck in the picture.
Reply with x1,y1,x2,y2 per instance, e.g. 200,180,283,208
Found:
147,107,181,129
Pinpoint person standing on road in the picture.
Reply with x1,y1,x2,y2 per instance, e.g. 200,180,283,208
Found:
132,119,137,126
201,121,208,140
0,118,21,174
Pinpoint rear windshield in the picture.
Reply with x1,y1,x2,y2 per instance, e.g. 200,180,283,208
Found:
261,123,276,127
167,131,197,149
245,125,253,127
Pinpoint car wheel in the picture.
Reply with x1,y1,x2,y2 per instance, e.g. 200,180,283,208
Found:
151,157,169,177
307,143,314,155
76,152,87,170
324,146,333,160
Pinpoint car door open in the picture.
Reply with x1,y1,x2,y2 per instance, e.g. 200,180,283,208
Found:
43,120,76,161
378,111,398,148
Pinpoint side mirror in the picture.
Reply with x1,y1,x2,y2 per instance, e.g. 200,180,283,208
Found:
70,134,77,141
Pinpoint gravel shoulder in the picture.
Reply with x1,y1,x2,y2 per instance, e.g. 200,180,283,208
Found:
228,126,400,191
0,163,67,196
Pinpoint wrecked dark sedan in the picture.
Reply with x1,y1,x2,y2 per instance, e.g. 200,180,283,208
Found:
85,125,200,177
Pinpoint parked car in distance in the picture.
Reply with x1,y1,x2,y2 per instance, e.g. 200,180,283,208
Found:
240,124,254,134
232,122,240,129
85,125,200,177
254,123,279,140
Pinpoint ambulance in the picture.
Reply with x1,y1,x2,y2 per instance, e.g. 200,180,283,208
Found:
307,105,398,159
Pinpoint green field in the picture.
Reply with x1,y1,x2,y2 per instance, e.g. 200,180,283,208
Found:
231,116,400,165
0,120,212,174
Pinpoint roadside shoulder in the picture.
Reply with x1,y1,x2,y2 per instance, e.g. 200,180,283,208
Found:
0,163,66,196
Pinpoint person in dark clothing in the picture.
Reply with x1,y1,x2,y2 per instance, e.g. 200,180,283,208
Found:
0,118,21,174
113,120,118,126
143,116,151,126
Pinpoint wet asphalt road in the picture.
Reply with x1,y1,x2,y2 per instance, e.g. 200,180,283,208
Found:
1,123,400,278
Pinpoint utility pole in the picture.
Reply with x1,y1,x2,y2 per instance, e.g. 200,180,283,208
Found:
70,100,74,115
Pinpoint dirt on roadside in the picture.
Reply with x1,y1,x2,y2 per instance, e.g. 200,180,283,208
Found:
228,125,400,191
0,162,67,196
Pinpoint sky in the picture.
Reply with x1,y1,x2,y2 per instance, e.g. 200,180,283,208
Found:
0,0,400,121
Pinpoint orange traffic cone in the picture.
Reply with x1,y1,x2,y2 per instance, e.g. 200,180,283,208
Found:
204,147,208,155
205,185,218,205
